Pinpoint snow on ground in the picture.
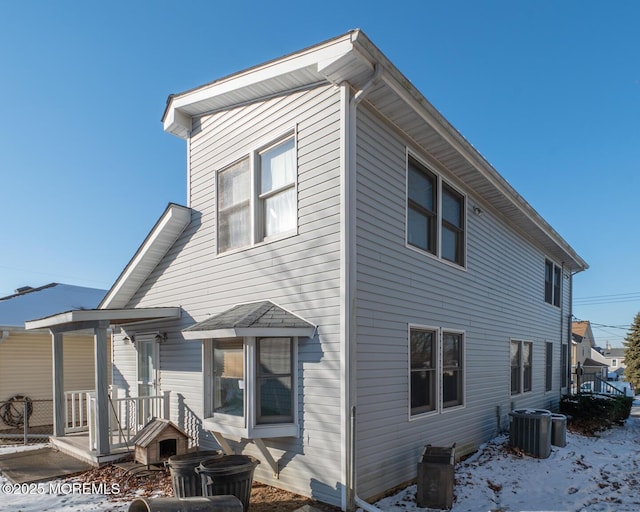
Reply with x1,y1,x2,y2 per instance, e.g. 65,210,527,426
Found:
373,401,640,512
1,402,639,511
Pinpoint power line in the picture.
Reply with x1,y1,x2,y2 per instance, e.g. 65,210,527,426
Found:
574,291,640,306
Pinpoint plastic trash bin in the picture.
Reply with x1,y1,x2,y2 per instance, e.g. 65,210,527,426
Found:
416,444,455,510
167,450,223,498
128,495,243,512
551,413,567,447
197,455,260,512
509,409,552,458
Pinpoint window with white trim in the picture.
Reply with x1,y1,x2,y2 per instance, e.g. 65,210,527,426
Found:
545,342,553,392
410,326,465,417
206,337,298,438
410,328,436,415
406,155,465,267
259,138,296,239
442,332,463,408
511,340,533,395
217,135,297,253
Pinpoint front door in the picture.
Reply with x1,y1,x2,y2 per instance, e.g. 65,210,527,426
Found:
137,337,158,398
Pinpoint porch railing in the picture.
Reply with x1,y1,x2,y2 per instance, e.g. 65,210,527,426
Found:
106,391,170,450
65,390,93,433
65,389,170,451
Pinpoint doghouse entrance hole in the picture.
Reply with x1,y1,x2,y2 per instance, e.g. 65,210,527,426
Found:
159,439,177,459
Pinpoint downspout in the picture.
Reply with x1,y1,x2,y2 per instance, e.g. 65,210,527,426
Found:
567,266,586,396
344,64,384,512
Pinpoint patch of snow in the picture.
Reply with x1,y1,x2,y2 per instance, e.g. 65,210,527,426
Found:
371,401,640,512
1,403,639,511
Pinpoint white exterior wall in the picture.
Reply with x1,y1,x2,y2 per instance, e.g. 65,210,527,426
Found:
114,84,344,505
353,105,572,499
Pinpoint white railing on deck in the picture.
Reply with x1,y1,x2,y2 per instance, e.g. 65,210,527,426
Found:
86,390,170,451
66,389,170,452
64,390,93,433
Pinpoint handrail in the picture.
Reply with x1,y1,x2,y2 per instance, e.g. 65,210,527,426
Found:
594,375,624,396
65,389,170,452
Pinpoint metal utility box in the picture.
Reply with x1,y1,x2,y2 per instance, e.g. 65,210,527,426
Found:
416,444,455,510
509,409,552,458
551,413,567,447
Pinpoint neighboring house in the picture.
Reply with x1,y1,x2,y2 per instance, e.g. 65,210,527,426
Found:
26,31,588,509
572,320,596,368
603,344,626,378
0,283,107,432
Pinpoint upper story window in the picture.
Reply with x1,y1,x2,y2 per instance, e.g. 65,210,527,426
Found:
259,139,297,239
407,160,437,255
217,135,297,254
218,159,251,253
544,260,562,307
406,155,465,267
441,184,465,265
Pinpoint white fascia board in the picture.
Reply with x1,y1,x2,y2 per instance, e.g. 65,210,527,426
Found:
101,204,191,309
25,307,182,331
164,107,192,139
163,34,364,138
183,327,315,340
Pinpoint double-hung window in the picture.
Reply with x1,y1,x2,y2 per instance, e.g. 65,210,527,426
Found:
410,328,437,414
544,260,562,306
256,337,294,424
442,332,463,407
441,185,465,265
259,138,296,239
511,340,533,395
406,155,465,267
545,342,553,392
218,159,251,253
410,326,465,417
407,159,437,255
217,135,297,253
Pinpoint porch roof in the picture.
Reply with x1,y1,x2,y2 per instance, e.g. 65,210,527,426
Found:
24,307,182,333
182,301,316,339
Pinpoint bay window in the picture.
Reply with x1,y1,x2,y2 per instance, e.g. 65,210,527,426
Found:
206,336,298,439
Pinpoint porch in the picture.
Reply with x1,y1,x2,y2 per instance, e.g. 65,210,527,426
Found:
52,389,171,466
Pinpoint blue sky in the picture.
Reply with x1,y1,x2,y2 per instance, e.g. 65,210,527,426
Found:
1,1,638,346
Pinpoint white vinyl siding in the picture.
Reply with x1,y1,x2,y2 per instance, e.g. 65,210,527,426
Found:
118,84,343,505
354,103,572,500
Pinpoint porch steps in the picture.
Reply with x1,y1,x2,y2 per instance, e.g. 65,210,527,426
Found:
51,434,132,467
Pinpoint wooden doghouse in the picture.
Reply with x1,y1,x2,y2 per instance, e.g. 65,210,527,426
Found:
130,418,190,466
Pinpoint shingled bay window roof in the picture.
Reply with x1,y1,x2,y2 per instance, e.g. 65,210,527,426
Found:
182,300,316,339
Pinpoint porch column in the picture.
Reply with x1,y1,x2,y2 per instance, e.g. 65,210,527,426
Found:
94,321,110,456
51,331,65,437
